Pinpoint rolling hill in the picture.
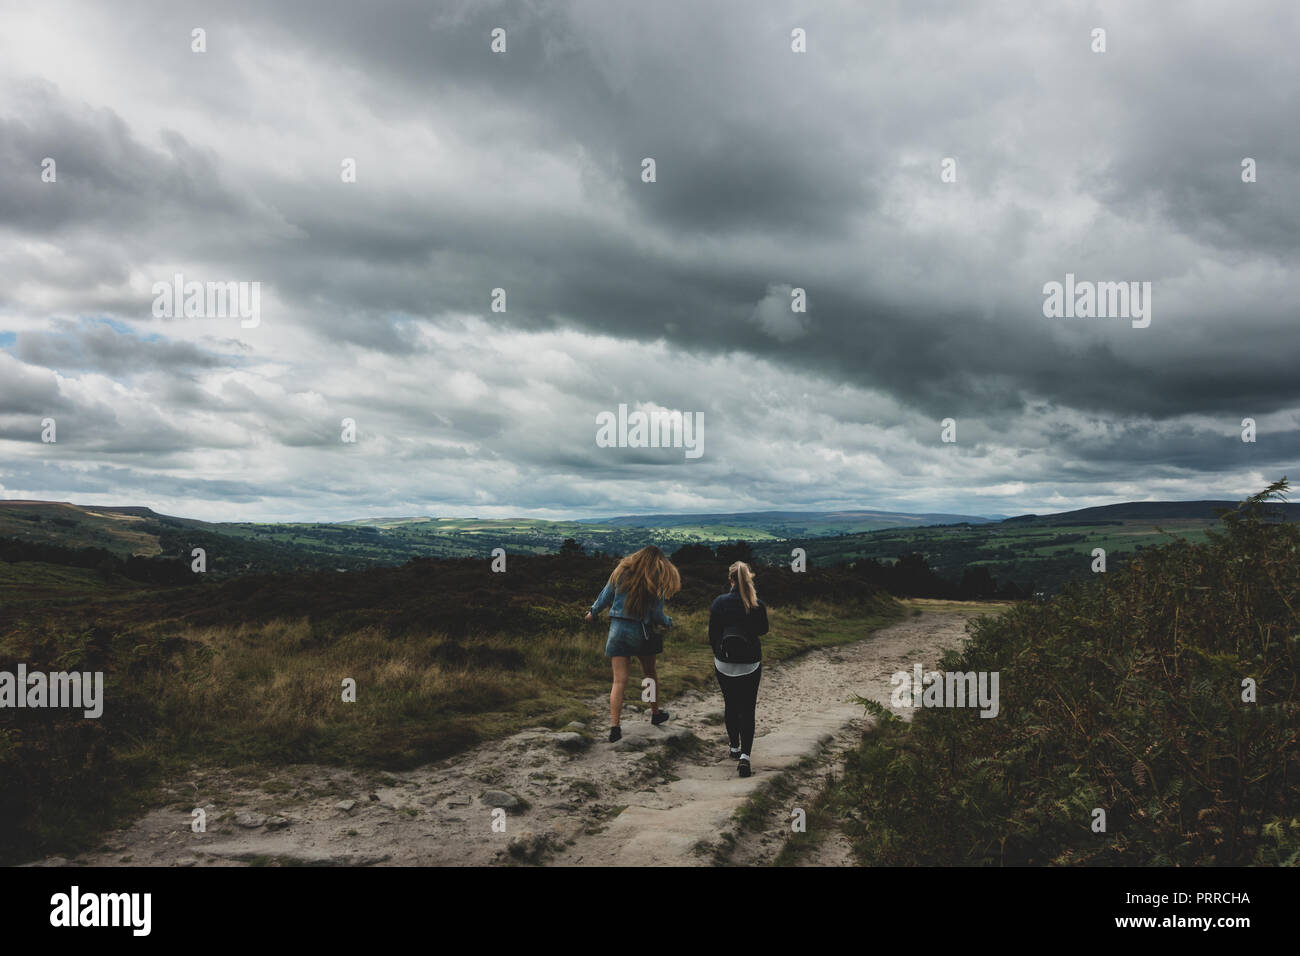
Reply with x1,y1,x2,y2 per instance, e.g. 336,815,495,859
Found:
1,495,1294,593
576,509,999,535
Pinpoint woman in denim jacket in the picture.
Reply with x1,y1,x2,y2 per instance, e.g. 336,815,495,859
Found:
585,545,681,742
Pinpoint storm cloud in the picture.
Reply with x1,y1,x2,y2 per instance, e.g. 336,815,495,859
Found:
0,0,1295,521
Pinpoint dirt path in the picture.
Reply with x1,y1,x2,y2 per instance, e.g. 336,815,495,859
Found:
27,602,994,868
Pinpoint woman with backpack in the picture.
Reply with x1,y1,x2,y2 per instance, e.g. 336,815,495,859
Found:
708,561,768,777
585,545,682,743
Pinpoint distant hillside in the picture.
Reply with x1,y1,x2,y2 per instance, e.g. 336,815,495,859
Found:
750,493,1300,596
0,501,170,557
3,496,1293,590
579,509,999,534
1005,499,1300,524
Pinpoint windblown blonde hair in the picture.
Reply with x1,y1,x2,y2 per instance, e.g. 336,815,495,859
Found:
729,561,758,612
609,545,682,618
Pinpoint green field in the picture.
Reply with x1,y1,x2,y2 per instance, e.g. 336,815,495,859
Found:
753,516,1223,594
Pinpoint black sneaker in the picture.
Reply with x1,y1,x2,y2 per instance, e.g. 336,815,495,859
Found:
609,725,622,743
738,757,752,778
650,710,670,726
727,747,741,760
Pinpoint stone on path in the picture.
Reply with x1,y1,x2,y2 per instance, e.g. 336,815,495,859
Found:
481,789,522,811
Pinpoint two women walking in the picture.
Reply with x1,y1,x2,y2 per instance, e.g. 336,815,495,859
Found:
587,547,768,777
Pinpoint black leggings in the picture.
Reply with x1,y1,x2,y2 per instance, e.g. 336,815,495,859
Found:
714,664,762,756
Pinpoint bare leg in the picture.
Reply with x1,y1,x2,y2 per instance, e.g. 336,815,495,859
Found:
610,656,629,726
638,655,660,715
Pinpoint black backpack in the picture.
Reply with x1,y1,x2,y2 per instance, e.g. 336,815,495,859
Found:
718,624,761,664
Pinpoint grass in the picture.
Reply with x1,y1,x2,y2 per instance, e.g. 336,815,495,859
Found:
640,732,704,783
120,597,904,771
707,749,829,866
772,776,840,866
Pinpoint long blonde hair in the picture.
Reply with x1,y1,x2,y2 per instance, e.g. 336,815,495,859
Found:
609,545,682,618
729,561,758,612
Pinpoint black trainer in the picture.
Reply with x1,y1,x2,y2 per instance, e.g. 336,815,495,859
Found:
609,725,622,743
651,710,670,726
738,757,752,778
728,747,741,760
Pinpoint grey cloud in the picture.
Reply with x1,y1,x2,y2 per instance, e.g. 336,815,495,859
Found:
1,0,1297,519
15,322,224,374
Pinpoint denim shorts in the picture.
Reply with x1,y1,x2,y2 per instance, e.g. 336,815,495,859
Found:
604,618,662,657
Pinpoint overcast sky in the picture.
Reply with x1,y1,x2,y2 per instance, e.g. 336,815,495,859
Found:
1,0,1296,522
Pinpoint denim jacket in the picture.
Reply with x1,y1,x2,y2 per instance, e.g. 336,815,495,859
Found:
590,580,673,640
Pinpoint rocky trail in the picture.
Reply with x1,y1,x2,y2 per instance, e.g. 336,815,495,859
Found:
29,602,989,868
